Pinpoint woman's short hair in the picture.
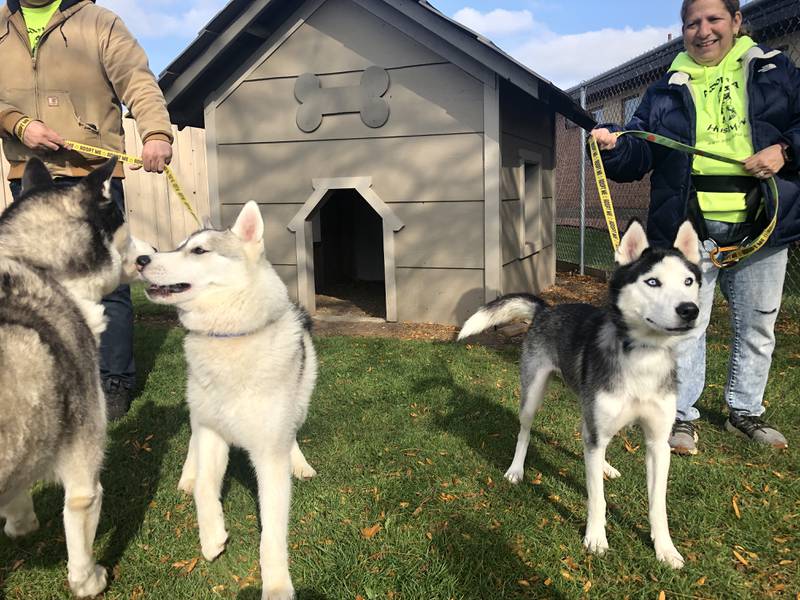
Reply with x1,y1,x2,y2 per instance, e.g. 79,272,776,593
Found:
680,0,750,38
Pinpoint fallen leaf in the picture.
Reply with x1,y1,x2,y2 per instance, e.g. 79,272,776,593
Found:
361,523,382,539
695,576,707,585
657,591,666,600
583,580,592,592
624,437,640,453
733,550,749,566
185,557,199,574
732,494,741,519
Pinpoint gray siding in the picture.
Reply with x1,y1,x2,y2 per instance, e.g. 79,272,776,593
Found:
498,82,556,294
396,267,484,324
217,63,483,143
392,202,483,269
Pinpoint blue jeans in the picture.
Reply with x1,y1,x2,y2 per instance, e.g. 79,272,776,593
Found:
9,177,136,389
675,220,787,420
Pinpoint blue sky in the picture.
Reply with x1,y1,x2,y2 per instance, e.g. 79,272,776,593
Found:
107,0,699,89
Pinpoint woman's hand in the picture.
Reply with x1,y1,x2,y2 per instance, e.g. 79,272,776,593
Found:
743,144,785,179
590,128,617,150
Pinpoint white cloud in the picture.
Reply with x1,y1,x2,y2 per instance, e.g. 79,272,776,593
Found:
453,7,536,36
449,5,681,91
103,0,223,39
511,25,681,90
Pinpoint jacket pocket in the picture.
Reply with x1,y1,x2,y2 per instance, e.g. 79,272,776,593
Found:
39,90,102,144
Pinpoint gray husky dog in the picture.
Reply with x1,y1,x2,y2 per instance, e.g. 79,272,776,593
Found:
458,220,701,569
137,201,316,600
0,157,146,597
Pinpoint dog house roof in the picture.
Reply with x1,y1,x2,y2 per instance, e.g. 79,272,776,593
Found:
158,0,593,130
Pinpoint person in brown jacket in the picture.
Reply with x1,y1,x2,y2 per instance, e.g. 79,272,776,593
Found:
0,0,174,420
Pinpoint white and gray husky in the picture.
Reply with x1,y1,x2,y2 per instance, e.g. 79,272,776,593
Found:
458,220,701,569
0,157,146,597
137,201,316,600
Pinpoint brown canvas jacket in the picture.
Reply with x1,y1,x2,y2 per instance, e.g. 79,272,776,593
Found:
0,0,173,178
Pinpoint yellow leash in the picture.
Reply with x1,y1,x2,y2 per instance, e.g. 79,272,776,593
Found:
588,131,778,268
64,140,201,226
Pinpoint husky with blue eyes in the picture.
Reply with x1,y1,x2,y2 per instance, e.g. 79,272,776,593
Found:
458,220,701,570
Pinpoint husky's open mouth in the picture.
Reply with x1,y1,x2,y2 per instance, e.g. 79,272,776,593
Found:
147,283,191,297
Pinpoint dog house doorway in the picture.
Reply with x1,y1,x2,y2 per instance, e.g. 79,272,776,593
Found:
313,189,385,319
288,177,404,322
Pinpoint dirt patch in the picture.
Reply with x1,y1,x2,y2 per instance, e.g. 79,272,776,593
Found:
135,271,609,344
312,271,608,345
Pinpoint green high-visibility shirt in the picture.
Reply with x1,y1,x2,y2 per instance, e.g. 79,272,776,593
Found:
670,36,758,222
21,2,60,54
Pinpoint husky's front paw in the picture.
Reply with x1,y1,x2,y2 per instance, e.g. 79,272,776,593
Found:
3,513,39,538
583,529,609,555
504,465,524,484
69,564,107,598
655,543,685,569
200,529,228,562
603,461,621,479
291,462,317,481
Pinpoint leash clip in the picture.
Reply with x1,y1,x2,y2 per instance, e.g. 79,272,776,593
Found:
708,237,744,268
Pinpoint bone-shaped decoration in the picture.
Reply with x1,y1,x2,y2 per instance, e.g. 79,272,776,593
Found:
294,65,390,133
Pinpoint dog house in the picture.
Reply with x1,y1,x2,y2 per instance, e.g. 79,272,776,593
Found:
159,0,591,324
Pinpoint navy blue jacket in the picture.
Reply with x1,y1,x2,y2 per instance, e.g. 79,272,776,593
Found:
599,44,800,248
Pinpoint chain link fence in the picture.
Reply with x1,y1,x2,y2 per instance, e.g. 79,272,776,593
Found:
555,0,800,314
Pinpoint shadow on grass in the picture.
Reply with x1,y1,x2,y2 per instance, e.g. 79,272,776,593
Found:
237,587,332,600
417,353,654,552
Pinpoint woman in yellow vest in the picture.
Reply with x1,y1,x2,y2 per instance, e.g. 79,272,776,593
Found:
591,0,799,453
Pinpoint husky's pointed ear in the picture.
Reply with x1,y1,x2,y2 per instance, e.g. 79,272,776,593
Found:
231,201,264,243
84,157,118,201
615,219,649,265
21,157,53,193
673,220,700,264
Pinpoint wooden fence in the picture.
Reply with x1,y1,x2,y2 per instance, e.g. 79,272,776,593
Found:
0,120,210,251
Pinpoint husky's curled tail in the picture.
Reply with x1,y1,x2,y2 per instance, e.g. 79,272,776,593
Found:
457,293,547,340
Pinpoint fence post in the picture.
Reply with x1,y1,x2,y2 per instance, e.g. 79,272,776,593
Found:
579,85,587,275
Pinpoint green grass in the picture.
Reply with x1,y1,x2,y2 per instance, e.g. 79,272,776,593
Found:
1,298,798,598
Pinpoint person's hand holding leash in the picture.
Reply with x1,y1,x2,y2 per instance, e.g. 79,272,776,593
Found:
743,144,785,179
590,128,618,150
132,139,172,173
21,120,65,151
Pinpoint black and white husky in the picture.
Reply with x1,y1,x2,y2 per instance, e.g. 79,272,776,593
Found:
458,220,701,569
0,157,146,597
137,201,316,600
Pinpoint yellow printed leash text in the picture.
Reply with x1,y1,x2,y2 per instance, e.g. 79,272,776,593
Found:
64,140,200,226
